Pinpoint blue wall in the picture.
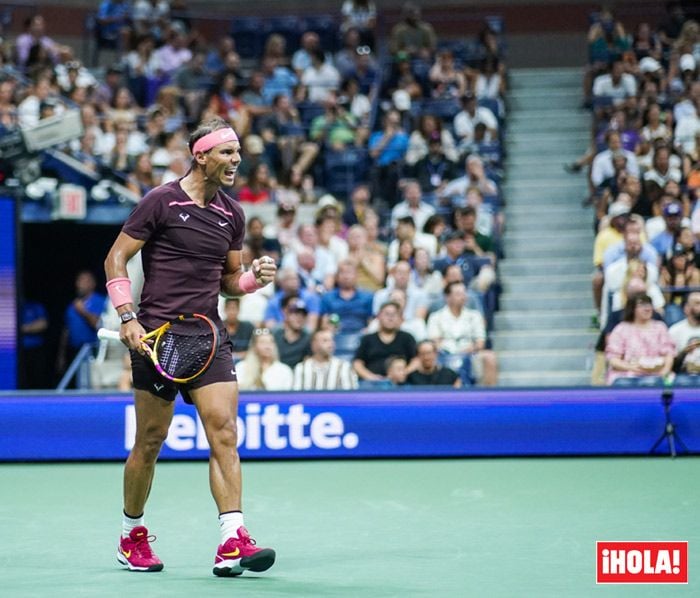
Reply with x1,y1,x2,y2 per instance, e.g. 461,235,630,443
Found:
1,387,698,460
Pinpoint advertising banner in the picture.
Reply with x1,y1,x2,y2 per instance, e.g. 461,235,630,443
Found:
1,388,698,461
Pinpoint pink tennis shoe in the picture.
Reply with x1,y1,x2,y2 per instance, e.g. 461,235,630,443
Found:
213,526,276,577
117,526,164,572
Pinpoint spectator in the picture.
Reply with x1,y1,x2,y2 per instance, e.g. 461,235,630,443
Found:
320,260,374,333
284,223,337,290
660,243,700,325
353,300,418,381
151,25,192,77
309,91,359,150
243,216,282,266
20,299,49,389
264,266,318,326
429,49,466,99
606,294,675,384
669,292,700,376
367,287,427,342
293,328,358,390
373,260,428,321
17,75,56,128
389,2,437,60
236,328,293,391
263,197,301,254
204,35,236,77
408,130,460,196
391,180,436,231
301,47,341,104
316,211,349,265
15,15,64,68
132,0,170,40
56,271,106,382
206,72,250,138
261,56,298,105
259,93,318,183
237,162,275,204
341,0,377,48
387,216,437,265
426,281,497,385
590,131,640,191
651,201,684,256
96,0,130,50
407,340,461,387
345,224,386,291
291,32,323,77
411,246,444,308
385,356,409,386
368,108,409,205
440,154,499,205
592,59,637,110
213,294,252,360
453,93,499,150
273,296,312,369
593,201,631,313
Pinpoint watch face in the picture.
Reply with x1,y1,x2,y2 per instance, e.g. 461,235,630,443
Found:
120,312,136,323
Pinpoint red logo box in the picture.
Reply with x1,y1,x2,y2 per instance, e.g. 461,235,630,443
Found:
597,542,688,584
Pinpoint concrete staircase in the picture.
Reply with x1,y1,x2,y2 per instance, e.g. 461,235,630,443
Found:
493,68,597,386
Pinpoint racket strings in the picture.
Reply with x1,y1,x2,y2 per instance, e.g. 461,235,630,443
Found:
157,325,216,379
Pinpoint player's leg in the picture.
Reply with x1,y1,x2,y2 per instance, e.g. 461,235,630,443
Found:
118,383,176,572
189,381,275,577
124,389,175,518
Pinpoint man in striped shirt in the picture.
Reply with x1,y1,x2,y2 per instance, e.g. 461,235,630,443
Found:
293,329,358,390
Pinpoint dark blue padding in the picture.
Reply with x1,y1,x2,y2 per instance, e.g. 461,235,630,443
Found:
1,387,698,460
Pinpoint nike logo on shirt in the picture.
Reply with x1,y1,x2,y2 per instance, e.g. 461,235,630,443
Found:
218,221,228,227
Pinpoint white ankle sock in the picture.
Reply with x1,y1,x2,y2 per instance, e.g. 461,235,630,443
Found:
219,511,244,543
122,511,144,539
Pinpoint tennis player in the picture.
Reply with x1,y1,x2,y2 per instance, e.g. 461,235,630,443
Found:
104,117,277,577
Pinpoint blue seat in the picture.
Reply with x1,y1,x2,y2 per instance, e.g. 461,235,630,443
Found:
297,101,325,131
304,14,340,52
231,16,265,58
265,15,306,54
323,148,369,199
420,98,461,122
334,332,363,359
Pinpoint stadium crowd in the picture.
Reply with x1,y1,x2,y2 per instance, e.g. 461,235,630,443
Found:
571,3,700,385
4,1,507,390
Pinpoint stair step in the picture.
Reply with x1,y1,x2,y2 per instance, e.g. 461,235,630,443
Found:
502,228,592,241
497,349,592,371
499,258,591,276
506,210,589,227
503,275,592,294
499,292,592,310
501,243,592,259
491,329,597,351
496,370,593,387
494,308,593,330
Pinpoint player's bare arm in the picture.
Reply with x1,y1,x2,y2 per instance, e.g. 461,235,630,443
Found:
105,231,147,352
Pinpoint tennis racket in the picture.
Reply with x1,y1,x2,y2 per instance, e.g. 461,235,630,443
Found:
98,313,220,383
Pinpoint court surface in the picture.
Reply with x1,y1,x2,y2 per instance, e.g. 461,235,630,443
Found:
1,457,698,597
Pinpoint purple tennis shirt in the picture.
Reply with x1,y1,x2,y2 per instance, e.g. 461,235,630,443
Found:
122,179,245,329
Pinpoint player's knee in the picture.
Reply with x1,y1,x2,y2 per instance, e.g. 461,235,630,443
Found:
206,415,238,451
135,424,169,458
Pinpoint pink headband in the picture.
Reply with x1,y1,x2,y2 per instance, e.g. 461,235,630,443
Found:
191,127,239,154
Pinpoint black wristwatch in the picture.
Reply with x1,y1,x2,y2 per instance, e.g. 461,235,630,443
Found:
119,311,138,325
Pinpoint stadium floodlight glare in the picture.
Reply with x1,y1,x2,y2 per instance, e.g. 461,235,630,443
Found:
21,109,84,152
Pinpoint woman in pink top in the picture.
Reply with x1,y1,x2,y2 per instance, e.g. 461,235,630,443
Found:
606,294,676,384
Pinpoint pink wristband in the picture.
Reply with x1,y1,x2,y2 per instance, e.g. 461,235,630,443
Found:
239,270,262,294
106,277,133,309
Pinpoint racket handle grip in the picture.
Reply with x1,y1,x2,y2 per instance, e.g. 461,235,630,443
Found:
97,328,121,341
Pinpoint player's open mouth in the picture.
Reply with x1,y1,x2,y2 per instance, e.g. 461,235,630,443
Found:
224,169,236,177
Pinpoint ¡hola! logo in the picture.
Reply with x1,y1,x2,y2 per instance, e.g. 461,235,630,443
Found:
596,542,688,584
